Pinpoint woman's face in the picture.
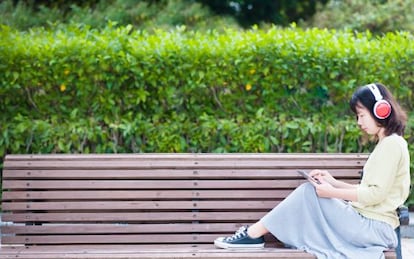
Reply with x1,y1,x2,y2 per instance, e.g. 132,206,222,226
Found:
355,103,384,138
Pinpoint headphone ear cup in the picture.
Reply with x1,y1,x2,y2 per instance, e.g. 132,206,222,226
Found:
374,100,392,119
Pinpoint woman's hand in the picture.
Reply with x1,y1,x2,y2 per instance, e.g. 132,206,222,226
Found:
308,169,338,198
309,169,337,186
308,169,358,201
309,178,336,198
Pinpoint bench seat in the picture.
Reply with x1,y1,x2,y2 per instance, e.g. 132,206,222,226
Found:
0,245,317,258
0,153,396,258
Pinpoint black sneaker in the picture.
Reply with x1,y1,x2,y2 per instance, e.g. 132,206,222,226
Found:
214,226,265,249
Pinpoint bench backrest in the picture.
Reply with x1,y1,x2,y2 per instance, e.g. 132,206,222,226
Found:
1,153,367,247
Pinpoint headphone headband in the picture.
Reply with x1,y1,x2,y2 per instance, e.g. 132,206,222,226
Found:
367,83,383,101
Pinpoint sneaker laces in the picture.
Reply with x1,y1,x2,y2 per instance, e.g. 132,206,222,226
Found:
224,226,248,241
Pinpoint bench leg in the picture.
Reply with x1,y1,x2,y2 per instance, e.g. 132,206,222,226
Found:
395,226,402,259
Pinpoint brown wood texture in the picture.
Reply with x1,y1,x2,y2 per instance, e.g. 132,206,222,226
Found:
1,153,396,259
0,245,319,259
0,245,396,259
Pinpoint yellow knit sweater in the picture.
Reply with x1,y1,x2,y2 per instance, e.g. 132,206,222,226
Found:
352,134,411,229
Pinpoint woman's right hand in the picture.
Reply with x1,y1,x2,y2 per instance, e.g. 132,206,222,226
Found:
309,169,338,186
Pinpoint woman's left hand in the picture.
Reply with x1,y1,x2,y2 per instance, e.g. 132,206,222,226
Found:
310,178,336,198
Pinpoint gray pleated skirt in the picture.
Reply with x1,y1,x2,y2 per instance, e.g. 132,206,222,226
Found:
260,183,397,259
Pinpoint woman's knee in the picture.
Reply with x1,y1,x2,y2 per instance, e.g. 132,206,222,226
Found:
298,182,314,191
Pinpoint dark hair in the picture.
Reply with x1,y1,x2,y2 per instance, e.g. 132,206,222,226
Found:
349,83,407,136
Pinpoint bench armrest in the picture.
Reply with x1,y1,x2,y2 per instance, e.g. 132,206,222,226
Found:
398,206,409,226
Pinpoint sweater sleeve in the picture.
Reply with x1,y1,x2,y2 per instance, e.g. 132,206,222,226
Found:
357,137,401,205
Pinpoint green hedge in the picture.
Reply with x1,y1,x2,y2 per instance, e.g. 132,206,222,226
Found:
0,24,413,205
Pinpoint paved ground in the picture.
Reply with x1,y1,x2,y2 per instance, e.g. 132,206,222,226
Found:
401,212,414,258
402,238,414,258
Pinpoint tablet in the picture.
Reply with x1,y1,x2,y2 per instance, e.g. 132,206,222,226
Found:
297,170,321,184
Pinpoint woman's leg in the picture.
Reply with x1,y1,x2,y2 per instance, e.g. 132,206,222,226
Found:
260,183,397,258
247,221,269,238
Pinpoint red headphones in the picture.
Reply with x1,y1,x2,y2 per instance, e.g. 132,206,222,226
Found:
367,83,392,119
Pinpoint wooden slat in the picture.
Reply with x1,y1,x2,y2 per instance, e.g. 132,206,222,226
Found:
3,153,369,161
3,232,276,245
0,244,285,251
2,233,279,246
3,233,233,244
3,234,279,245
0,253,316,259
0,246,396,259
2,200,279,211
3,153,368,170
3,159,364,169
1,212,267,223
2,179,308,189
1,190,294,201
7,153,367,158
1,223,245,234
0,245,317,259
2,179,359,191
1,168,362,179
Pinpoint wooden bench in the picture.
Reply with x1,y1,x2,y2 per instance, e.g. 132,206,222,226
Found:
0,153,397,259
